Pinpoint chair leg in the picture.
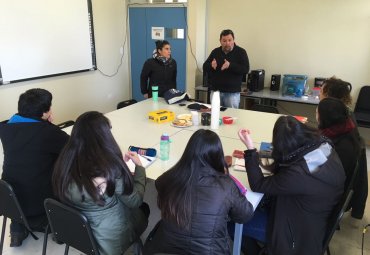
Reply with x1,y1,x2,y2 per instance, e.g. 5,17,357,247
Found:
0,217,7,255
41,224,50,255
64,244,69,255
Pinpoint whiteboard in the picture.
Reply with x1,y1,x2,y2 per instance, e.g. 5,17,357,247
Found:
0,0,96,83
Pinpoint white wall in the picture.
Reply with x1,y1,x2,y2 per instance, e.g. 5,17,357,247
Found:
206,0,370,101
0,0,130,123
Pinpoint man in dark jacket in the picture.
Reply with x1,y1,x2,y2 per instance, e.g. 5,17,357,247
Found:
0,88,69,247
203,29,249,108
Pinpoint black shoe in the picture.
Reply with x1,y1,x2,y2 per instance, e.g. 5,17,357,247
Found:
10,230,29,247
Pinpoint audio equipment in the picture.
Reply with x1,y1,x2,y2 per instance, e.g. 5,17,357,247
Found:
247,69,265,92
270,74,281,91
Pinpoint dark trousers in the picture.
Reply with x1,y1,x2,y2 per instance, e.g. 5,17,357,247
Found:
10,214,48,234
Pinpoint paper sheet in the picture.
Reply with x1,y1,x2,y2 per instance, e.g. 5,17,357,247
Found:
245,187,264,211
126,155,156,173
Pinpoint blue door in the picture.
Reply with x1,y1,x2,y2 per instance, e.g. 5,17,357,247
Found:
129,7,187,101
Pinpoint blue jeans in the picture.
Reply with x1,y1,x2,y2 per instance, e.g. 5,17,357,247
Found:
228,207,268,243
220,92,240,108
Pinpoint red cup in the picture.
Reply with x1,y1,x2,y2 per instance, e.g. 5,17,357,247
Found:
222,116,233,124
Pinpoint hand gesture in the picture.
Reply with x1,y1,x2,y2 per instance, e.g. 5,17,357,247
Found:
124,151,142,167
211,58,217,70
238,129,255,150
221,59,230,71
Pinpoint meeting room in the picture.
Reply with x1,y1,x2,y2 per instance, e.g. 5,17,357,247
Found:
0,0,369,254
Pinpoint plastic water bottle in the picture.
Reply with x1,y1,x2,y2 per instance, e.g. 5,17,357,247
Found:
160,133,170,161
152,86,159,102
211,91,220,129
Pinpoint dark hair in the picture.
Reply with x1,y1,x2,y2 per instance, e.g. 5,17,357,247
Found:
52,111,133,206
321,77,352,105
271,116,321,163
219,29,234,40
318,97,349,129
18,88,52,118
155,40,170,52
157,129,227,229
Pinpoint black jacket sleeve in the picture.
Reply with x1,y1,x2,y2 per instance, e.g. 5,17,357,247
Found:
229,47,249,75
140,60,151,95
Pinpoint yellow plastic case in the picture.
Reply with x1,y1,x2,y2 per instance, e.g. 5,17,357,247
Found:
148,109,175,124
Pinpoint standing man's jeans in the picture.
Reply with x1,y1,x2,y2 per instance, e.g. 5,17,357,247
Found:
220,92,240,108
210,91,240,109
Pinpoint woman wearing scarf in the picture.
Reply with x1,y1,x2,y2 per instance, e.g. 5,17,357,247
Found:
317,97,361,190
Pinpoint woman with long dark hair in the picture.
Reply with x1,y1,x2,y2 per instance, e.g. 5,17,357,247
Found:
239,116,345,255
143,129,253,254
52,111,148,255
140,40,177,98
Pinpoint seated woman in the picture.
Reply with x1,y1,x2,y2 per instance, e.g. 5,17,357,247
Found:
238,116,345,255
52,111,149,255
143,129,253,255
317,97,361,190
319,76,368,220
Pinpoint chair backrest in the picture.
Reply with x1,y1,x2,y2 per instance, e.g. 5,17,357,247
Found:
44,198,100,255
0,180,31,231
355,86,370,113
321,156,360,255
322,189,353,255
250,104,279,114
117,99,137,109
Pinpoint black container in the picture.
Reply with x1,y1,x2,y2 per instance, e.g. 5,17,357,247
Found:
247,69,265,92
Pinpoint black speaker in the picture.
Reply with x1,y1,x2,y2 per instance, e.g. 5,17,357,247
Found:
247,70,265,92
270,74,281,91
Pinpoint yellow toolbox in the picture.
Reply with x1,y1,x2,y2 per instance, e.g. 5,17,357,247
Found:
148,109,175,124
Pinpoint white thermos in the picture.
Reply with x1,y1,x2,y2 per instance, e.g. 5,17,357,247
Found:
211,91,220,129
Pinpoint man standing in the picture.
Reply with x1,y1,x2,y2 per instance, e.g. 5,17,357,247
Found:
203,29,249,108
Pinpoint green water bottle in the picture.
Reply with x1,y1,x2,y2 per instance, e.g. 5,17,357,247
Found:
160,133,170,160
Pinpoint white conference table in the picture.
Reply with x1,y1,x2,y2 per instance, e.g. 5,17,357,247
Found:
64,98,280,254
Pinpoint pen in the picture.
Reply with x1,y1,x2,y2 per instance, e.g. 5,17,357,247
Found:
141,155,152,162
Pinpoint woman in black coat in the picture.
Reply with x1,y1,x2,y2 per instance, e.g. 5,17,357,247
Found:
140,40,177,98
319,77,368,219
143,129,253,255
317,97,361,191
239,116,346,255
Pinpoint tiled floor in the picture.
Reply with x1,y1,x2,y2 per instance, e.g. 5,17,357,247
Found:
1,151,370,255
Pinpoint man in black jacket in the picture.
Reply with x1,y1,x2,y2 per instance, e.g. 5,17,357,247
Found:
0,88,69,247
203,29,249,108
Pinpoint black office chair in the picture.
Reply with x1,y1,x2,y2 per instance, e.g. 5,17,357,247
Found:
0,180,41,255
117,99,137,109
354,86,370,128
57,120,75,129
250,104,279,114
322,158,360,255
43,198,100,255
322,190,353,255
